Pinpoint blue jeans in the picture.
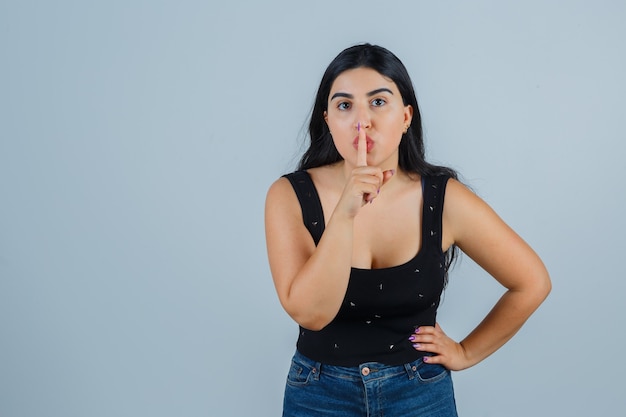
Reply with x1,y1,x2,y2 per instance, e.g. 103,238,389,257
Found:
283,350,458,416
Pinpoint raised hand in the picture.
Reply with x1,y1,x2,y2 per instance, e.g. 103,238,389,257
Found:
334,122,394,219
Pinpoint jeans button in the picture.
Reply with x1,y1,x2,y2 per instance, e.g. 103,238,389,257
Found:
361,367,370,376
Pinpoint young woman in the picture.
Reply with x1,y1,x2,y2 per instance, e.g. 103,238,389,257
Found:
265,44,551,417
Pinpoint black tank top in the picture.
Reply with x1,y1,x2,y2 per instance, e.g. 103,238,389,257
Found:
284,171,450,366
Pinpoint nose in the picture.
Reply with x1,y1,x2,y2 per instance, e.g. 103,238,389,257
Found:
355,117,371,131
354,103,372,131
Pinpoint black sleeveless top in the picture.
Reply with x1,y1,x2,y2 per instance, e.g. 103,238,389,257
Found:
284,171,450,366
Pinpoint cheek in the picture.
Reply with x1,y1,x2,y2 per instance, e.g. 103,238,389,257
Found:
327,119,353,142
328,129,354,159
386,115,407,140
327,116,351,131
331,135,353,158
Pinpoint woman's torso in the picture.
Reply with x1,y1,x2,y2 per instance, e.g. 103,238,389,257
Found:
287,166,450,366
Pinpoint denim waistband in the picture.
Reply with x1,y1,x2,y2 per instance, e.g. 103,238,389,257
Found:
293,349,429,383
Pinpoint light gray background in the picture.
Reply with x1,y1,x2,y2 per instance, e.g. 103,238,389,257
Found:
1,1,625,416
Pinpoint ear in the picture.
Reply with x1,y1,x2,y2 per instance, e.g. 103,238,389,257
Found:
323,110,328,123
404,105,413,126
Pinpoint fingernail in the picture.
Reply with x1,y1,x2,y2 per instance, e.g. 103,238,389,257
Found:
414,327,420,333
423,356,429,362
413,343,421,349
409,335,415,341
357,122,361,132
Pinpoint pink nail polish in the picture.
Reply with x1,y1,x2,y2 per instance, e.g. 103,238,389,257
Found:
409,335,415,341
423,356,429,362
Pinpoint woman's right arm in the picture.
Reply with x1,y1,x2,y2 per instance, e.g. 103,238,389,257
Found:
265,157,390,330
264,176,356,331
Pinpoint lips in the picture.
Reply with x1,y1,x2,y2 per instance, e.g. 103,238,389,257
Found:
353,136,374,152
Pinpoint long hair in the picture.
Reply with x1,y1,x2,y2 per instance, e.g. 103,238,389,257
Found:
298,43,460,279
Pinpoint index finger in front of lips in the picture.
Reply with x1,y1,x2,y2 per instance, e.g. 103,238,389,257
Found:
357,123,367,167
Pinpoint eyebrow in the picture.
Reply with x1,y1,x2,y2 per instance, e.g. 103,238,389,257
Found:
330,88,394,101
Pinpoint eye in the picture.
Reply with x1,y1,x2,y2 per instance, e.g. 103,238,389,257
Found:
371,98,386,107
337,101,351,110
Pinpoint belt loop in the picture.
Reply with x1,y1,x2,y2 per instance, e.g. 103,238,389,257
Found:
404,362,417,380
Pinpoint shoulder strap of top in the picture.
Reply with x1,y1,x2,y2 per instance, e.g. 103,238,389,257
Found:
283,171,325,246
421,175,450,251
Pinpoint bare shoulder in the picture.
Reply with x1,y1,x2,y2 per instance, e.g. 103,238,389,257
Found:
443,178,483,211
265,175,304,231
266,175,296,206
441,179,483,247
443,178,512,247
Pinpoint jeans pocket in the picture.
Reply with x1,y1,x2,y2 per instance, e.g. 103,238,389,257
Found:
286,358,314,387
415,360,449,383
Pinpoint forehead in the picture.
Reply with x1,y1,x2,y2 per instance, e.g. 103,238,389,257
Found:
329,67,399,96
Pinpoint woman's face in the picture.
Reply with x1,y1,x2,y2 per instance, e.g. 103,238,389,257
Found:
324,67,412,168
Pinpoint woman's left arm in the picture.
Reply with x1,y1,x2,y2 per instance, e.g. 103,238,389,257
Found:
411,179,551,371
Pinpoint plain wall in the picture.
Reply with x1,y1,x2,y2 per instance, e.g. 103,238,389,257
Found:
1,1,625,415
